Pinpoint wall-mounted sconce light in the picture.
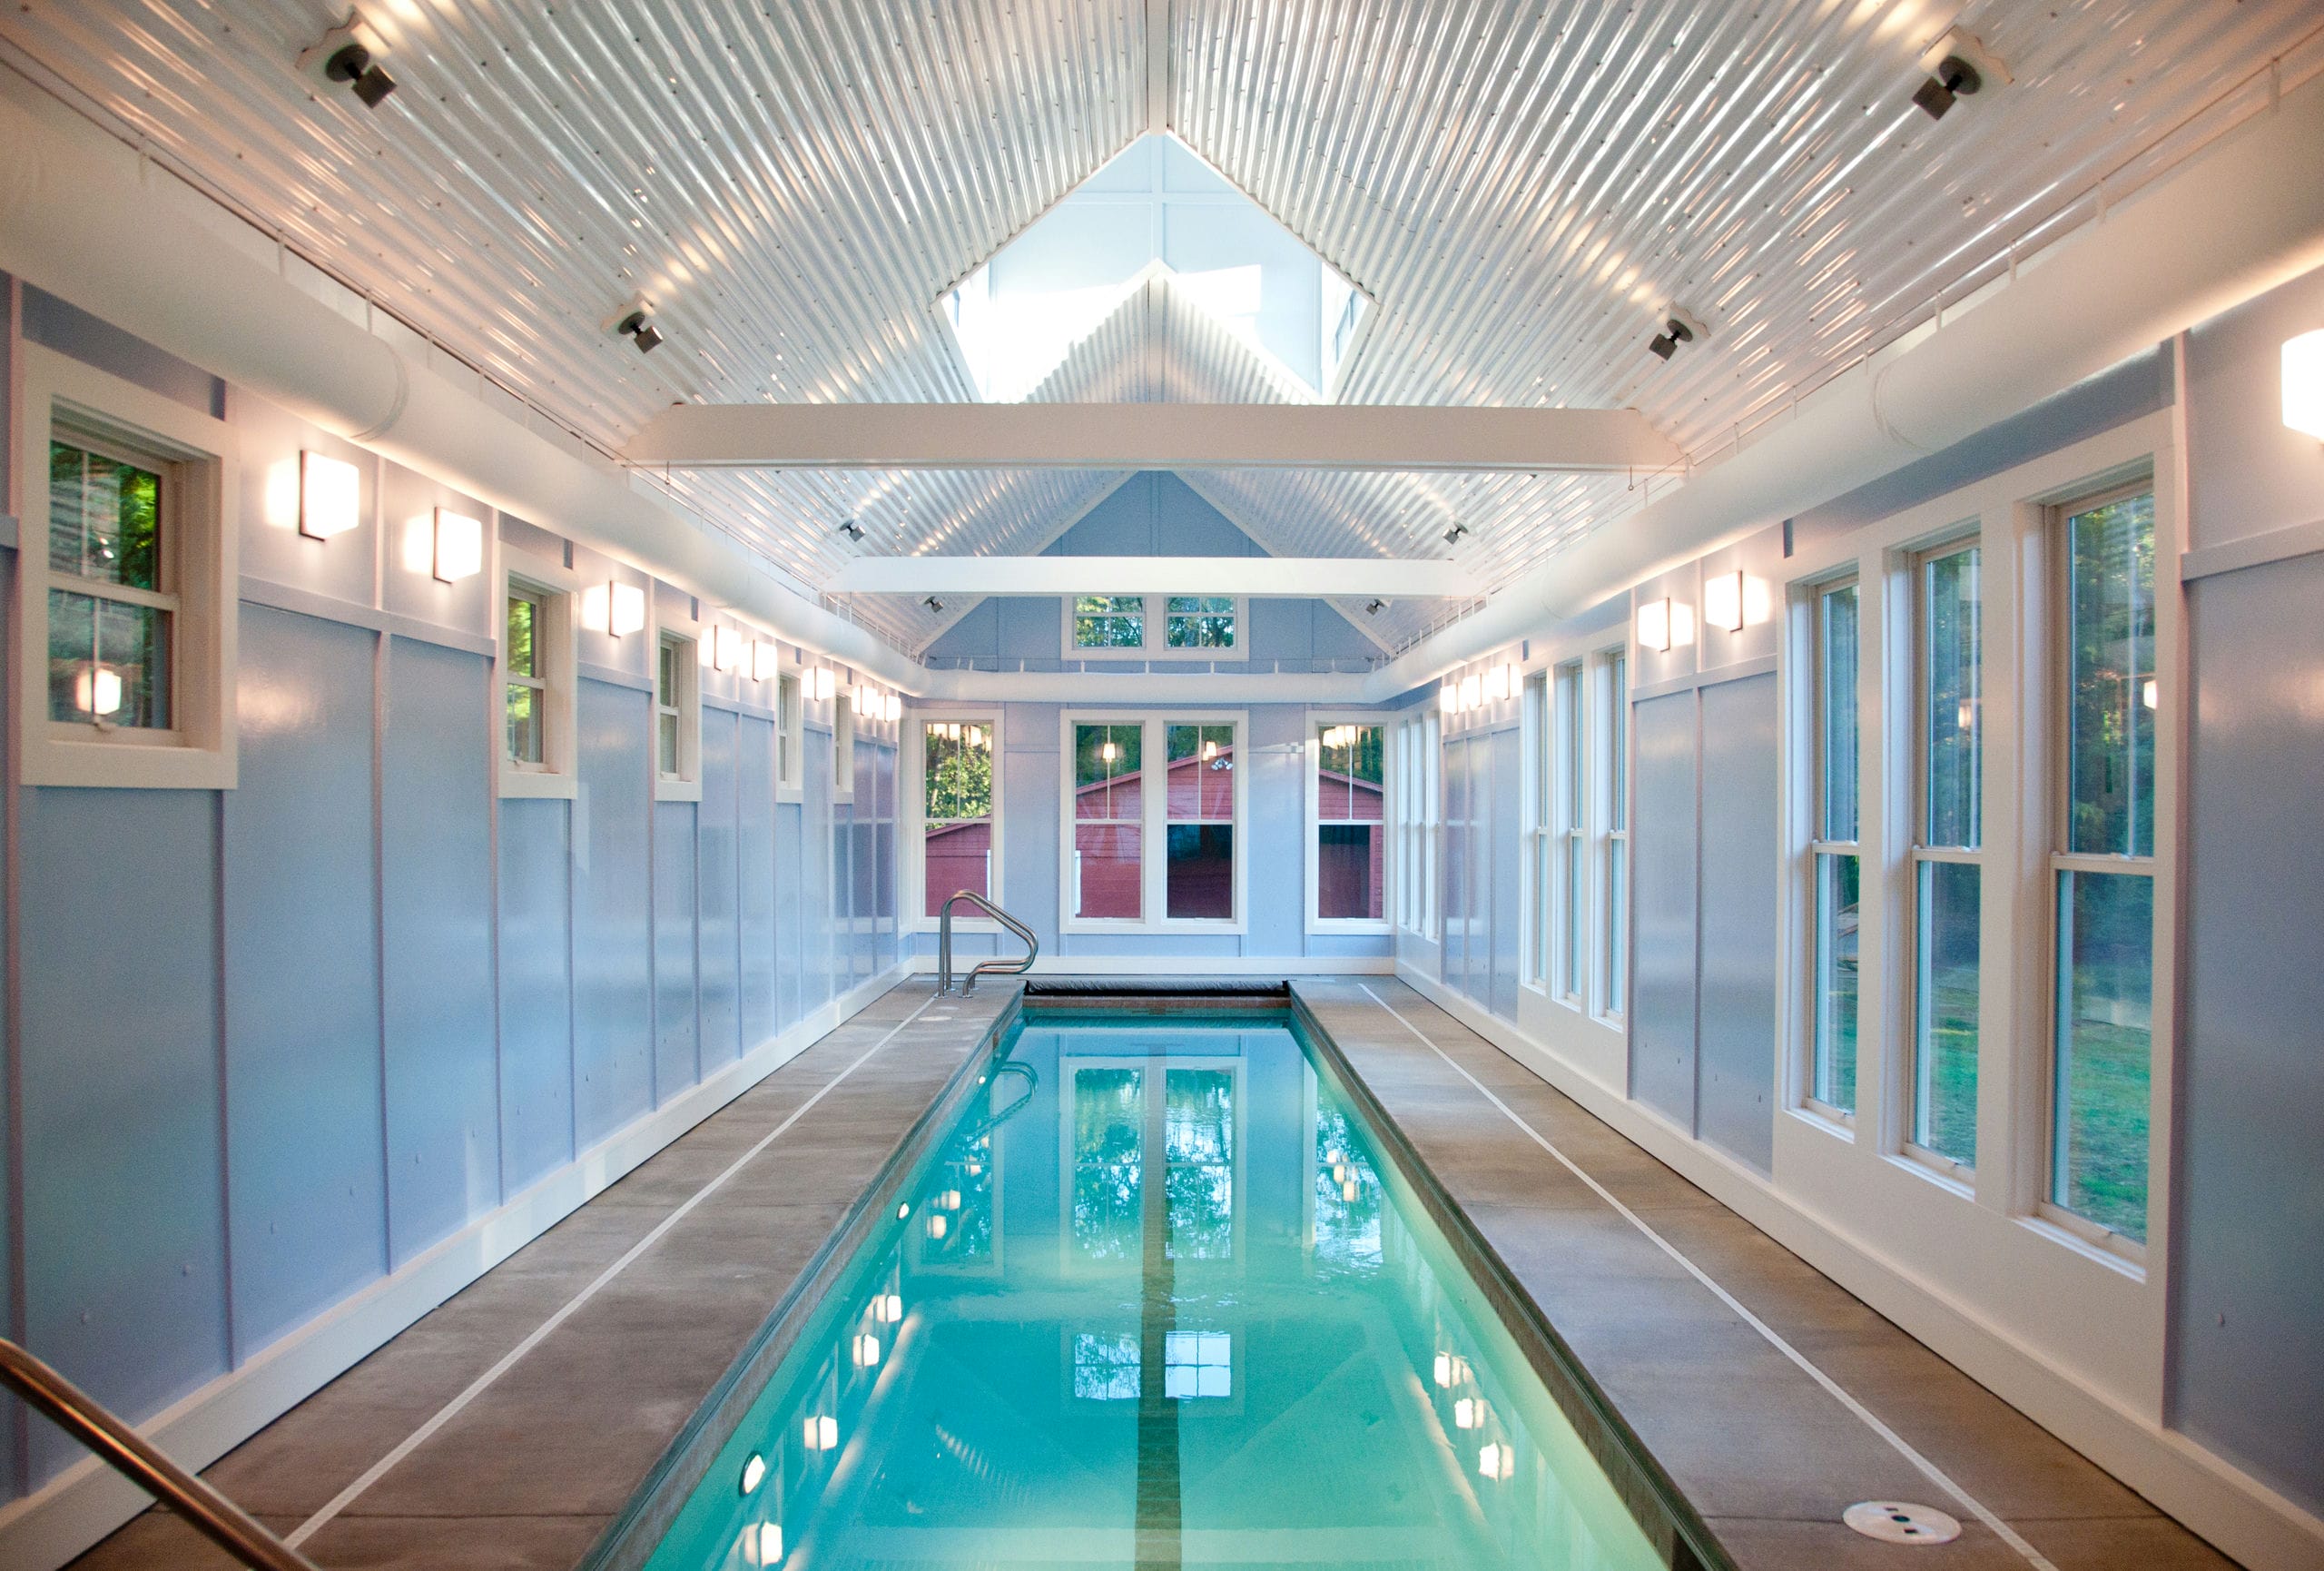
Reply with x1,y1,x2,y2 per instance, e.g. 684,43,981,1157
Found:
1704,569,1745,632
707,626,738,671
851,685,870,716
812,666,836,703
1459,674,1482,712
431,509,483,582
884,692,903,722
1483,663,1515,702
299,451,361,540
2286,331,2324,440
1437,685,1459,715
582,580,648,637
2142,678,2159,711
1636,596,1674,652
750,639,778,681
1100,739,1120,763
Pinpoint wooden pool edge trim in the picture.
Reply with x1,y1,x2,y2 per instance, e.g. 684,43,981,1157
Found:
1287,989,1738,1571
573,989,1027,1571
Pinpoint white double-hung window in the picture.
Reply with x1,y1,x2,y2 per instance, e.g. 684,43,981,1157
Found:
1595,649,1629,1019
16,346,237,789
1907,538,1984,1171
1308,716,1388,932
1062,714,1245,930
2046,481,2159,1249
1807,581,1861,1116
498,550,577,798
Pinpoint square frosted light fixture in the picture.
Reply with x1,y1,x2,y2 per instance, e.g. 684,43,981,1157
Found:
1458,673,1482,712
1704,569,1745,632
581,581,649,637
1437,684,1459,714
1483,662,1516,702
2287,331,2324,440
299,450,362,539
812,666,836,703
1636,596,1673,652
714,625,743,671
431,509,484,582
751,639,779,682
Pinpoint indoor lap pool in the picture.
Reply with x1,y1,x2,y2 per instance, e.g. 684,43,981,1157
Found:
596,997,1720,1571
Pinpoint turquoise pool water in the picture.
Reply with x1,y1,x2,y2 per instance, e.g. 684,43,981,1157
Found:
631,1010,1689,1570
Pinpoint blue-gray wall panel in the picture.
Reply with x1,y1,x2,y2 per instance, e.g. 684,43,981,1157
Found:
1694,676,1779,1173
221,607,387,1356
2171,559,2324,1517
699,709,742,1069
774,800,804,1030
17,786,228,1485
381,638,499,1263
653,800,701,1102
1630,692,1699,1127
497,798,573,1191
1490,725,1522,1020
736,715,777,1050
574,680,654,1144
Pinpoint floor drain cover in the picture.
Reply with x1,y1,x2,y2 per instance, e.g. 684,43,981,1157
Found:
1844,1501,1963,1544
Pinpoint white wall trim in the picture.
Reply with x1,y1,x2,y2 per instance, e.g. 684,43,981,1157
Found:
239,574,497,659
1392,961,2324,1571
2178,512,2324,581
0,963,914,1571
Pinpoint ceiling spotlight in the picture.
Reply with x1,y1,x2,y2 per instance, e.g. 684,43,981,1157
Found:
603,294,662,353
1365,598,1386,616
923,595,945,613
838,521,865,542
1443,523,1469,547
300,17,396,109
1913,30,2007,121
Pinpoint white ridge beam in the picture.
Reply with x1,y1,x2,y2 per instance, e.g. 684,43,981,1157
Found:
827,555,1476,598
624,402,1678,473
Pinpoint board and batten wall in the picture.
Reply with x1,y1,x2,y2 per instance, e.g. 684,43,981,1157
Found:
1393,286,2324,1568
0,282,903,1537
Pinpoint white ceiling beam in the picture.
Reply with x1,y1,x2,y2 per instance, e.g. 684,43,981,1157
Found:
623,402,1679,473
829,555,1475,598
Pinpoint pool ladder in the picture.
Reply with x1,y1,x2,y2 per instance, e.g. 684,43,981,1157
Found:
0,1336,320,1570
935,891,1038,996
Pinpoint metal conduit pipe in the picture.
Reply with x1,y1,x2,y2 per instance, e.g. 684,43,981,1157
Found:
1363,70,2324,702
0,87,920,693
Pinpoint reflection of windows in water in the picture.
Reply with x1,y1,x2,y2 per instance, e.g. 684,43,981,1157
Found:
1314,1101,1384,1268
1165,1331,1232,1398
1072,1069,1144,1260
924,1133,995,1262
1166,1069,1234,1260
1072,1332,1141,1400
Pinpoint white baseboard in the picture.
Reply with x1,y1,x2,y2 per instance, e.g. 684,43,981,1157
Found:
1391,963,2324,1571
0,965,912,1571
905,953,1393,976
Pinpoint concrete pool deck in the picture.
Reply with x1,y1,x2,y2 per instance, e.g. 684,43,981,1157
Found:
63,977,2240,1571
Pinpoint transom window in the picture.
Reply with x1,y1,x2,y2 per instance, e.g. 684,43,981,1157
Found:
47,435,172,732
1068,594,1245,660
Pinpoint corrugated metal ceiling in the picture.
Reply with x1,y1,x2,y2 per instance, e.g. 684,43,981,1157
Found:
4,1,2319,653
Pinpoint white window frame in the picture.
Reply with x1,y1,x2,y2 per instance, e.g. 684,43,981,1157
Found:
907,713,1003,932
1305,710,1392,935
1901,529,1986,1181
831,683,857,804
1422,709,1442,942
1062,594,1251,662
1058,711,1248,934
652,618,703,803
775,666,804,802
2035,471,2164,1264
1797,577,1862,1124
15,344,238,790
497,546,578,799
1591,647,1629,1023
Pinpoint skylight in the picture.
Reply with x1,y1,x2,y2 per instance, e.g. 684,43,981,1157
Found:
942,134,1369,403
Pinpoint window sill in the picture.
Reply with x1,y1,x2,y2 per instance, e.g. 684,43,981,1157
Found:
21,733,237,790
1888,1147,1976,1200
1788,1102,1856,1141
655,776,703,804
1307,919,1392,937
1059,918,1248,937
2019,1208,2148,1280
501,768,578,801
776,785,804,805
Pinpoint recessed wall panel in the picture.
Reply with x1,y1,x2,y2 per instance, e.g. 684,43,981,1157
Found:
1695,675,1778,1173
1629,692,1699,1128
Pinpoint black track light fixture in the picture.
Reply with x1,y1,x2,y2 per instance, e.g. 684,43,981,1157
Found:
1647,306,1709,364
1365,598,1386,616
923,596,945,613
1443,522,1469,547
838,521,865,543
602,293,663,354
1911,31,2008,123
299,15,397,110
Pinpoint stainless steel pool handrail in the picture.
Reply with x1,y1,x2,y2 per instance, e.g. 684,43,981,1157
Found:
936,892,1037,995
0,1337,321,1571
